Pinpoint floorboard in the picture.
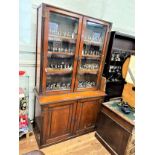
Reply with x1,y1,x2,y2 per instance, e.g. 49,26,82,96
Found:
19,132,110,155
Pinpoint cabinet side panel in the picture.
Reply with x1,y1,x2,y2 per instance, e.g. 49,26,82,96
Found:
35,98,41,118
96,111,130,155
36,6,43,92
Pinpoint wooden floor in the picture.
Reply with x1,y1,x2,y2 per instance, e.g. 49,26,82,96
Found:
19,132,110,155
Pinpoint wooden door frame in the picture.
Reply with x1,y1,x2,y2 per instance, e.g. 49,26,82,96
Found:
74,16,111,91
41,6,83,95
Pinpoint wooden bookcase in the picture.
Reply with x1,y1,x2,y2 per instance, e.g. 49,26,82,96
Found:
103,31,135,101
34,3,112,148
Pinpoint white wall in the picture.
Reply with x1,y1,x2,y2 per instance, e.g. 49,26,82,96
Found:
19,0,134,120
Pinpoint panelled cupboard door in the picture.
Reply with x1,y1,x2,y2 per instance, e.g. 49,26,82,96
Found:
74,17,111,91
75,98,101,133
42,6,83,95
42,101,77,144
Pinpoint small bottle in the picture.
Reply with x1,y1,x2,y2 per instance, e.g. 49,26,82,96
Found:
82,50,84,55
68,48,71,53
61,48,63,52
72,32,75,39
48,45,50,51
65,48,68,53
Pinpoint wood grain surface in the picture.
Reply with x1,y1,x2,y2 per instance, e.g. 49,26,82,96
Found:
35,89,106,104
19,132,110,155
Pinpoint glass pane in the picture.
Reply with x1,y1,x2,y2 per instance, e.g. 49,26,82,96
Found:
77,21,107,89
46,12,79,91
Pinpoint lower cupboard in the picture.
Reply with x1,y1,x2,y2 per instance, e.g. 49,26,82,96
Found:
34,97,103,148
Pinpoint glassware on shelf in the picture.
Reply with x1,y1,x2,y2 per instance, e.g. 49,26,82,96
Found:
72,32,75,39
82,50,100,56
80,63,99,70
49,62,73,71
84,35,103,43
65,48,68,53
78,81,96,88
76,20,106,90
47,82,71,90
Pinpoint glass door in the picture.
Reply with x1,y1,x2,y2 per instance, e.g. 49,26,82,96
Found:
44,8,82,94
75,17,109,91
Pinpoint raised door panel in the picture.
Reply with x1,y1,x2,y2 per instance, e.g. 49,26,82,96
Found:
45,101,76,144
75,98,101,133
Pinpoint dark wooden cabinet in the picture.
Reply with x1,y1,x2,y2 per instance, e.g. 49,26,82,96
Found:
34,3,111,148
103,31,135,101
95,102,135,155
34,95,104,148
75,98,101,134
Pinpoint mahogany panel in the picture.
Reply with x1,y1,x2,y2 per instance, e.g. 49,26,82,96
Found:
75,98,101,134
48,104,73,138
96,111,130,155
40,101,77,145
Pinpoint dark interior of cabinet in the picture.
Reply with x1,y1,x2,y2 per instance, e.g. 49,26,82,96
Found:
103,32,135,101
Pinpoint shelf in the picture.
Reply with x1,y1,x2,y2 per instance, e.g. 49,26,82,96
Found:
106,80,124,84
78,69,98,75
48,34,76,43
77,86,96,89
112,47,135,53
46,88,70,91
48,51,75,58
110,61,123,65
84,40,102,46
45,68,73,75
82,54,101,60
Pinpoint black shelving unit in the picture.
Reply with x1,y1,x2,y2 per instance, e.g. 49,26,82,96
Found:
103,31,135,101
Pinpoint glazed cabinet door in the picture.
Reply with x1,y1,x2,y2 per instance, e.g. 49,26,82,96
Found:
41,101,77,145
42,6,83,95
74,98,101,134
74,17,111,91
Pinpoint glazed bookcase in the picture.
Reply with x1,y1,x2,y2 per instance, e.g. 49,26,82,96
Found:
36,3,112,95
34,3,112,148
